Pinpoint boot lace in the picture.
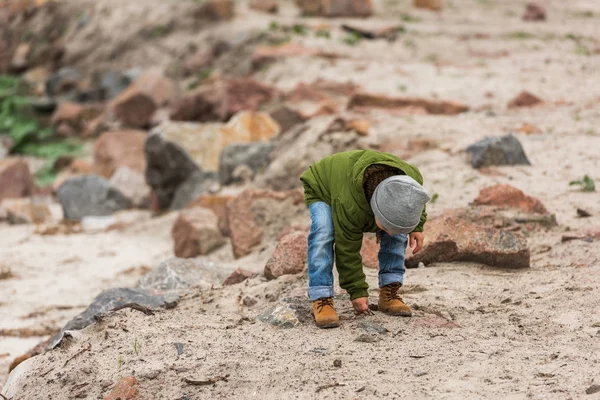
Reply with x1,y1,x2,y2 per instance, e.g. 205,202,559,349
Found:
316,297,334,312
385,283,404,302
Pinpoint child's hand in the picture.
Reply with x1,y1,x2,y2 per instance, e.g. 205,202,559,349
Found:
409,232,425,254
352,297,369,314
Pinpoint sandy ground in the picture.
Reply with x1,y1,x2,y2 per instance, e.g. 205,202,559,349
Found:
2,0,600,397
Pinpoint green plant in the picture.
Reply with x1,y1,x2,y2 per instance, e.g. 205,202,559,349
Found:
429,193,439,204
315,29,331,39
400,13,421,23
573,10,594,18
569,175,595,192
117,354,124,371
342,32,362,46
133,336,142,356
291,24,308,36
507,31,534,40
575,45,591,56
268,21,280,31
403,38,417,49
397,84,407,92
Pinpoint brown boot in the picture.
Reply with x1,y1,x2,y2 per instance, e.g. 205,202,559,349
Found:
312,297,340,329
379,283,412,317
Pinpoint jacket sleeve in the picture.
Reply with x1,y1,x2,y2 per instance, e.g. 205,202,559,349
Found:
332,200,369,300
412,204,427,233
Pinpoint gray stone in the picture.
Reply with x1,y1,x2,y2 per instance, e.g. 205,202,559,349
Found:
466,134,531,168
138,258,229,293
45,68,82,98
585,384,600,395
144,133,202,210
358,320,388,335
109,167,151,208
49,288,170,349
99,69,141,100
258,303,300,329
219,142,275,185
57,175,132,221
170,169,216,210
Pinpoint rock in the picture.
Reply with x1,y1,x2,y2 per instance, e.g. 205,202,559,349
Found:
473,184,548,214
265,231,308,279
227,188,306,258
326,117,370,136
243,296,258,307
508,91,543,108
405,211,530,269
223,268,257,286
170,79,279,122
109,167,151,207
258,303,300,328
219,142,275,185
169,169,217,211
358,320,388,334
45,68,82,98
172,207,225,258
355,334,381,343
466,134,531,168
522,3,546,21
1,197,63,224
296,0,373,17
577,208,592,218
333,359,342,368
186,195,232,236
133,70,179,107
413,0,443,11
52,159,94,192
267,104,306,133
51,102,103,138
413,370,428,377
587,384,600,395
138,258,230,293
2,357,42,399
98,70,137,101
193,0,234,20
0,158,35,201
104,377,138,400
57,175,132,221
94,130,147,178
249,0,278,13
361,235,379,269
144,132,202,210
9,43,31,72
48,288,172,348
110,85,157,128
348,93,468,115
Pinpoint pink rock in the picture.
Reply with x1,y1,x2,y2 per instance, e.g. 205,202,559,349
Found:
508,91,543,108
172,208,225,258
110,85,157,128
0,158,34,201
94,130,147,178
223,268,257,286
265,231,308,279
473,184,548,214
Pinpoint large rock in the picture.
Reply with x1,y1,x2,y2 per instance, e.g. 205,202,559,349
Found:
265,231,308,279
466,134,531,168
227,188,306,258
170,79,279,122
138,258,230,293
110,85,157,128
108,167,151,207
57,175,132,220
94,130,147,178
154,111,280,172
296,0,373,17
0,158,35,201
508,91,543,108
405,211,530,269
144,133,202,210
48,287,172,349
473,184,547,214
348,93,468,115
219,142,275,185
186,194,232,236
172,207,225,258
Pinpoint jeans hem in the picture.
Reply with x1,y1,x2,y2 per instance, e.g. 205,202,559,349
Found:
379,273,404,288
308,286,335,301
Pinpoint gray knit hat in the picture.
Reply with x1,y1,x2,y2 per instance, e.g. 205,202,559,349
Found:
370,175,431,234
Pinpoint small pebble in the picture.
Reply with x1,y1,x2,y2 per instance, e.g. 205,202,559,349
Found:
333,359,342,368
414,370,428,377
418,262,425,269
586,384,600,395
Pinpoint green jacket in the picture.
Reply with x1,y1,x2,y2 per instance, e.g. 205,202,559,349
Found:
300,150,427,300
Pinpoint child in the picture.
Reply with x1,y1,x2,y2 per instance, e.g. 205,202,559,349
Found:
300,150,430,328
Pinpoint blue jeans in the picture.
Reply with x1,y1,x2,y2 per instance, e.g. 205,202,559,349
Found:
307,202,408,301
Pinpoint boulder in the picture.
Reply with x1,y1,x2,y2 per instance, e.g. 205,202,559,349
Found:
522,3,546,21
265,231,308,279
348,93,468,115
57,175,132,221
94,130,147,178
170,79,279,122
154,111,280,172
296,0,373,17
144,133,202,210
48,287,173,349
0,158,35,201
1,197,63,224
466,134,531,168
223,268,257,286
249,0,278,13
219,142,275,185
108,167,151,207
172,207,225,258
186,194,232,236
227,188,306,258
110,85,157,128
473,184,548,214
508,91,543,108
405,211,530,269
413,0,443,11
138,258,230,293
